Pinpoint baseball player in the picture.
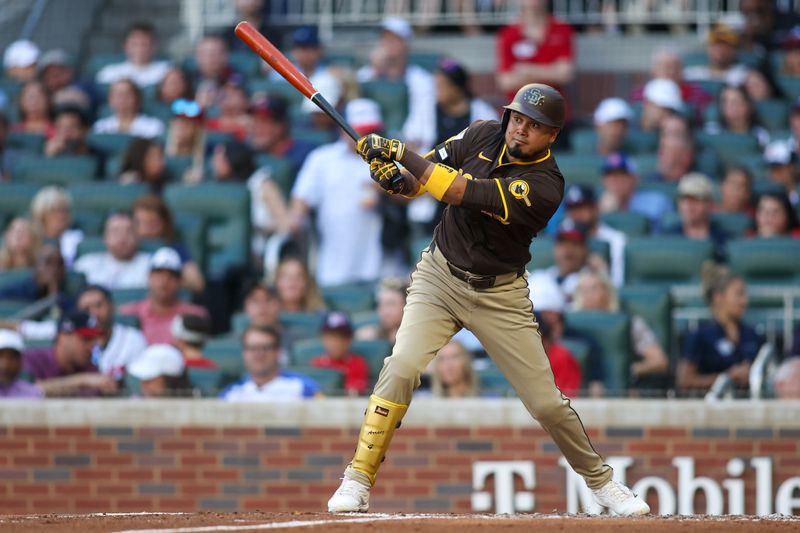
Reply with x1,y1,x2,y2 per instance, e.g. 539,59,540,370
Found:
327,83,649,516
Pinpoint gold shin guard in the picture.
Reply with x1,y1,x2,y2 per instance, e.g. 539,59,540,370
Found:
350,394,408,486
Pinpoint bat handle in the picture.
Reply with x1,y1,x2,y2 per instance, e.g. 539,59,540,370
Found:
310,93,359,142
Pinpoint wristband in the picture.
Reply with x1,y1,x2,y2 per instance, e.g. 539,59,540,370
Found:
425,164,458,200
403,182,428,199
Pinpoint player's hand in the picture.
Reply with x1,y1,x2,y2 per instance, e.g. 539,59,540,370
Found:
369,159,406,195
357,134,405,163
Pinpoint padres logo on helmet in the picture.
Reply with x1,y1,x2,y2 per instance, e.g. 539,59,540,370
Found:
523,88,546,107
502,83,565,130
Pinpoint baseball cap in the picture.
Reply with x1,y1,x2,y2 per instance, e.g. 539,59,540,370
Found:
564,184,597,209
555,218,588,243
301,73,343,114
58,310,101,338
678,172,714,200
593,97,633,125
784,26,800,49
0,329,24,353
127,344,185,381
643,78,684,113
251,94,288,122
171,313,211,345
38,49,71,70
602,151,637,175
382,17,412,41
3,40,40,69
321,310,353,336
292,26,320,47
149,247,182,273
707,24,739,46
346,98,383,136
764,142,795,166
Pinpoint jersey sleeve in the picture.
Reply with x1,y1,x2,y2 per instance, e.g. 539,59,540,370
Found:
426,122,484,168
460,171,563,229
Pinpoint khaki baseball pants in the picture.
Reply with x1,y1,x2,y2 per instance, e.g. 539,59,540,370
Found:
369,244,613,489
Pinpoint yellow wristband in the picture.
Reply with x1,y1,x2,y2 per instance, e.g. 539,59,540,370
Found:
425,164,458,201
403,182,428,199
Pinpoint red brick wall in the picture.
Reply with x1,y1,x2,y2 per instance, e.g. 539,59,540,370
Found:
1,424,799,515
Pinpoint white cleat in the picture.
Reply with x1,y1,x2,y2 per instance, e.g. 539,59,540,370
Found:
592,479,650,516
327,477,370,513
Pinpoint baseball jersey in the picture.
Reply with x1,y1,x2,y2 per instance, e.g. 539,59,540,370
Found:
428,120,564,275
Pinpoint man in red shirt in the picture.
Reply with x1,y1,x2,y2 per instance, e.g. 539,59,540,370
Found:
496,0,575,104
311,311,369,396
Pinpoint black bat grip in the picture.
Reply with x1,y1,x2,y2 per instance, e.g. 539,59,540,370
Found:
311,93,359,142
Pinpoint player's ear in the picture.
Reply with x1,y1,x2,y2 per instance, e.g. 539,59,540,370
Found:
549,127,561,143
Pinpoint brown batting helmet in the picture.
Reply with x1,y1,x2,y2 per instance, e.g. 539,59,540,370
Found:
502,83,565,131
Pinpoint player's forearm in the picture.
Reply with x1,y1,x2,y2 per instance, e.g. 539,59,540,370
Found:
398,150,466,205
36,375,85,397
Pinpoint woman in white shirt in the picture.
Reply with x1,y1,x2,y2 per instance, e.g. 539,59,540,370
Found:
92,78,164,139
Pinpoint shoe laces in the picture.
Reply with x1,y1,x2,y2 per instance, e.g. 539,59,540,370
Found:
336,477,368,496
602,481,633,500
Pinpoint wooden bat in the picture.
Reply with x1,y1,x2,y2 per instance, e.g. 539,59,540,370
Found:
235,21,359,142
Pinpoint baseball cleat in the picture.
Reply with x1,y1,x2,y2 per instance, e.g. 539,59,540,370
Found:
592,479,650,516
327,477,370,513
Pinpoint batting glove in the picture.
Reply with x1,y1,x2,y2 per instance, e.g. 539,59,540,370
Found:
357,134,405,163
369,158,406,195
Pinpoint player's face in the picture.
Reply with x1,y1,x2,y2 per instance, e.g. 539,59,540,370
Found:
505,111,558,161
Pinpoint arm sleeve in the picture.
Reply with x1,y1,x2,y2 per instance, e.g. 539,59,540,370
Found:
460,173,562,228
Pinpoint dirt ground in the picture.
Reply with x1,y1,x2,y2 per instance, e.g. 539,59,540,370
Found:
0,512,798,533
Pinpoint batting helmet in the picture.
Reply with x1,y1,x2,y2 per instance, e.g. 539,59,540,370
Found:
502,83,565,131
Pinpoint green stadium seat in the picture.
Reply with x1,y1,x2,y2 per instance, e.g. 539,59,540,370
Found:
569,129,597,154
477,367,514,397
280,311,325,341
187,367,225,397
83,53,125,78
0,78,21,101
255,154,296,200
205,130,235,148
351,310,379,329
0,183,42,218
727,238,800,284
410,235,433,262
290,366,342,396
75,236,106,258
710,212,753,238
693,79,726,98
291,338,325,367
359,80,409,136
174,212,206,271
164,156,193,182
777,76,800,100
322,283,375,314
0,299,31,319
114,315,140,329
601,212,649,237
139,238,169,253
69,182,149,216
755,99,789,132
7,131,45,153
324,52,356,67
632,153,658,178
619,285,672,355
528,237,554,271
623,130,659,155
551,153,603,186
625,237,713,284
409,52,441,72
111,288,148,305
247,79,305,108
0,269,33,291
230,311,250,333
164,183,250,279
204,337,245,383
695,131,760,166
560,337,591,378
229,51,261,77
293,128,335,147
11,155,98,185
564,311,631,395
87,133,133,157
73,212,105,236
352,339,392,381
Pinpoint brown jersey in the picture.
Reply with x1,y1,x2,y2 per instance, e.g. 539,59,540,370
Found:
427,119,564,275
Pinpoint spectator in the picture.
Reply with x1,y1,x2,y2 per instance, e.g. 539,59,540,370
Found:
30,186,83,267
0,244,73,316
43,105,99,162
658,112,693,142
763,142,799,206
640,78,684,132
127,343,192,398
23,310,117,397
774,357,800,399
224,0,283,55
572,269,671,396
785,98,800,159
3,40,39,83
357,17,436,151
599,152,674,231
76,285,147,379
0,329,42,398
118,137,168,192
248,94,315,177
73,211,152,290
220,325,320,401
156,67,193,107
132,193,205,292
684,24,749,87
534,311,581,398
563,184,626,287
96,22,169,88
92,79,164,138
273,257,325,313
205,80,250,140
677,263,763,396
193,35,233,110
243,282,280,329
716,166,754,217
593,97,633,156
528,219,594,305
298,71,344,138
434,58,498,144
211,139,255,182
781,26,800,76
14,80,54,136
0,111,16,180
165,98,206,183
289,99,384,287
311,311,369,396
118,247,209,344
496,0,575,106
171,313,217,369
0,217,40,271
38,49,91,105
704,85,769,148
430,340,479,398
246,154,292,259
356,277,406,345
751,192,800,238
648,131,697,184
666,173,729,261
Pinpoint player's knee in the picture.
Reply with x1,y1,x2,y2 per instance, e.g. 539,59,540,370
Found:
529,396,569,427
380,356,422,389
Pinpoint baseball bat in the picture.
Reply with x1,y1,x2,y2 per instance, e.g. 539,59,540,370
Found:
235,21,359,142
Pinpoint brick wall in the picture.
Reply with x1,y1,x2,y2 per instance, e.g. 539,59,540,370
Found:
2,402,799,515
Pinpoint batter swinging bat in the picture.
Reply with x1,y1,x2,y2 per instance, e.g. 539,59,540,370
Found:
235,21,359,142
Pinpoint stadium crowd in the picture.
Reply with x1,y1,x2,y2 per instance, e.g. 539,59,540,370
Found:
0,0,799,401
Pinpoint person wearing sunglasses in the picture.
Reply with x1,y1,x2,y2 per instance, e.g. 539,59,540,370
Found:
165,98,206,183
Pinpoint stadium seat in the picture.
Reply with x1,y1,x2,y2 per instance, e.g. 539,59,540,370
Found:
777,75,800,100
75,236,106,258
230,311,250,333
625,237,713,284
409,52,441,72
173,212,206,271
187,367,225,397
710,212,753,238
0,183,42,218
205,130,235,148
293,128,336,147
551,153,603,186
255,154,295,199
11,155,99,185
351,310,379,329
692,79,726,98
755,99,789,132
528,237,554,271
322,283,376,314
204,337,245,384
114,315,140,329
352,339,392,381
7,131,45,154
290,366,343,396
727,238,800,284
410,235,433,262
0,299,31,319
279,311,325,341
695,131,760,166
0,269,33,291
82,53,125,79
477,367,514,397
324,51,357,67
291,338,325,367
619,285,672,355
111,288,149,305
247,79,305,108
164,183,250,279
569,129,596,154
622,130,658,155
631,153,658,178
228,51,261,77
601,212,649,237
69,182,149,216
560,337,591,378
87,133,133,157
359,80,409,136
73,212,105,236
564,311,631,395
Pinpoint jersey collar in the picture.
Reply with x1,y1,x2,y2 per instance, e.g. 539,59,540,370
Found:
496,144,551,168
